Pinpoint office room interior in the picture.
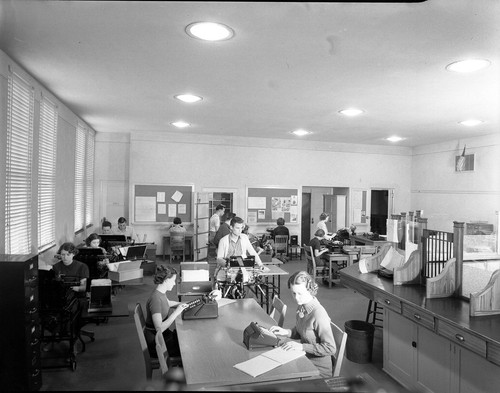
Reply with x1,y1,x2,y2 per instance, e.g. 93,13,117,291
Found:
0,1,500,391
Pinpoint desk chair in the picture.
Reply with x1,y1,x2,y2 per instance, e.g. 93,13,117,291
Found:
134,303,160,380
269,295,287,328
155,330,183,378
274,235,289,261
304,245,332,286
330,321,348,377
288,235,301,260
170,233,186,263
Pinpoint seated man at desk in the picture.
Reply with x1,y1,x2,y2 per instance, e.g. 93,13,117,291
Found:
116,216,140,243
215,216,269,281
100,219,114,235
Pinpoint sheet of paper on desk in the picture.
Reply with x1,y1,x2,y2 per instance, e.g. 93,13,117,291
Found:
262,347,305,364
359,259,368,273
233,347,305,378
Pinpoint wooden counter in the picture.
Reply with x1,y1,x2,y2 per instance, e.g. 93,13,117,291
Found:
340,264,500,393
349,234,393,247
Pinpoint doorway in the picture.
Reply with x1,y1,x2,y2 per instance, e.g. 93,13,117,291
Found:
370,189,389,235
301,192,311,247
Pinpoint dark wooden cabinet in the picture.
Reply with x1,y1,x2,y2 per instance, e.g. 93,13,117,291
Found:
0,254,42,391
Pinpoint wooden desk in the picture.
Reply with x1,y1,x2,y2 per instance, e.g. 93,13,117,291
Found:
176,298,319,389
324,253,349,288
255,264,289,312
339,264,500,393
162,233,193,260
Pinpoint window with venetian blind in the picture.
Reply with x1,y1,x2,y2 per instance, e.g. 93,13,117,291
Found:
38,97,58,251
5,72,34,254
74,124,95,233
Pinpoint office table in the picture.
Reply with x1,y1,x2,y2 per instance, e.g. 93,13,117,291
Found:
162,233,193,260
349,234,392,247
176,298,319,390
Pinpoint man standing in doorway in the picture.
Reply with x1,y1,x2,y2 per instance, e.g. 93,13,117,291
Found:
209,204,225,244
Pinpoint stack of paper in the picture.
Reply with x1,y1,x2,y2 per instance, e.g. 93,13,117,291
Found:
234,347,305,378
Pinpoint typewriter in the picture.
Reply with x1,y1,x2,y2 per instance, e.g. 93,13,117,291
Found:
243,321,281,349
181,294,218,320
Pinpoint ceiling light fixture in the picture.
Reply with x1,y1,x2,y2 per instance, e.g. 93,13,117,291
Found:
291,129,311,136
171,121,190,128
446,59,491,73
175,94,202,103
386,136,404,142
339,108,363,117
459,119,483,127
186,22,234,41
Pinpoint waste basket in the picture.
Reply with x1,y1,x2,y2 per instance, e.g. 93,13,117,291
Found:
344,320,375,363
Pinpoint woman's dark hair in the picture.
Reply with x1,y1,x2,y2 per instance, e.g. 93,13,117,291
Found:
319,212,328,221
276,217,285,226
118,217,127,224
86,233,101,246
153,265,178,285
314,228,325,237
57,242,78,256
102,220,112,229
173,217,182,225
288,271,318,296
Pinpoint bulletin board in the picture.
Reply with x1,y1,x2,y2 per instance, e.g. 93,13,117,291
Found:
132,184,193,224
246,186,299,225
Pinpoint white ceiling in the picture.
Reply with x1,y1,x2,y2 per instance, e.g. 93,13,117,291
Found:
0,0,499,147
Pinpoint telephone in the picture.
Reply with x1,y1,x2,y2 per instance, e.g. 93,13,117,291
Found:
243,321,280,350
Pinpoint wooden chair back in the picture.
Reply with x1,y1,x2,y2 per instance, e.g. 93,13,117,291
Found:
155,330,169,377
133,303,159,380
304,245,322,282
170,233,186,263
274,235,289,255
330,321,347,377
269,295,287,328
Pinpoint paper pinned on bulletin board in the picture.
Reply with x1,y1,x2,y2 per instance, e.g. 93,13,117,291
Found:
157,203,166,215
168,204,177,217
258,210,266,220
248,211,257,224
157,192,165,203
178,204,186,214
171,190,183,203
135,196,156,221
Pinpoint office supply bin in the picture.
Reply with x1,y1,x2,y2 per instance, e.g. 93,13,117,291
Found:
344,320,375,363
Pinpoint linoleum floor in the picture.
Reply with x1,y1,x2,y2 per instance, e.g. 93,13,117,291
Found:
39,255,411,392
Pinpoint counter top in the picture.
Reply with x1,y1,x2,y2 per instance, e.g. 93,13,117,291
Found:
339,264,500,346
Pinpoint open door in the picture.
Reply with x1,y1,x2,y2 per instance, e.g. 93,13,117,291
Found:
369,189,391,235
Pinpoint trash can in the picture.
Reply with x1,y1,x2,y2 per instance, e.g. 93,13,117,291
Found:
344,320,375,363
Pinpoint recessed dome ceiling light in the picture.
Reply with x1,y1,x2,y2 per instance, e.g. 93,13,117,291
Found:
386,136,404,142
339,108,363,117
186,22,234,41
171,121,190,128
446,59,491,73
175,94,202,103
459,119,483,126
291,129,311,136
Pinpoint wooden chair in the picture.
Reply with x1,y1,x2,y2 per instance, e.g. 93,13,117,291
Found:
170,233,186,263
288,235,301,259
274,235,289,260
133,303,159,380
269,295,287,328
330,321,348,377
304,245,332,286
155,330,183,378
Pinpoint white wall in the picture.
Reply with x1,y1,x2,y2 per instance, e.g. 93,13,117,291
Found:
411,134,500,232
95,131,413,252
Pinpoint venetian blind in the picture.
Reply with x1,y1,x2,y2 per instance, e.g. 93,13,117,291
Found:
85,130,95,227
74,124,86,232
5,73,34,254
38,97,58,251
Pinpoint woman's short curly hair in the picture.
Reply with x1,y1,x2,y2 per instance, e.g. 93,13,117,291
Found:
287,271,318,296
86,233,101,246
57,242,79,256
276,217,285,226
153,265,178,285
319,212,328,221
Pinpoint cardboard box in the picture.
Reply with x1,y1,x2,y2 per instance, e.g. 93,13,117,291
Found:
179,262,211,294
107,260,143,282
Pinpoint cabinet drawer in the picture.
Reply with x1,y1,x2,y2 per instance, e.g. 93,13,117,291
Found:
487,341,500,366
402,303,435,331
374,291,401,314
437,320,486,357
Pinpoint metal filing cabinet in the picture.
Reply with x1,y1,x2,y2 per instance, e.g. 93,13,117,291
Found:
0,254,42,390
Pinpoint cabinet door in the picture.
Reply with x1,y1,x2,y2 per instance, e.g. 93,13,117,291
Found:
383,309,414,389
457,344,500,393
415,324,452,393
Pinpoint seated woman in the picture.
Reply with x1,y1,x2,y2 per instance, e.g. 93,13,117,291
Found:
84,233,110,278
309,228,337,282
270,271,337,378
53,242,89,296
169,217,187,235
144,266,189,358
116,217,140,243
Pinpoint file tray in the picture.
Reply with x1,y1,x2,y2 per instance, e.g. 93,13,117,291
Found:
107,260,143,282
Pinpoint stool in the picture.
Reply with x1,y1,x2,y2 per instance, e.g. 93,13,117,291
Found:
365,300,383,328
